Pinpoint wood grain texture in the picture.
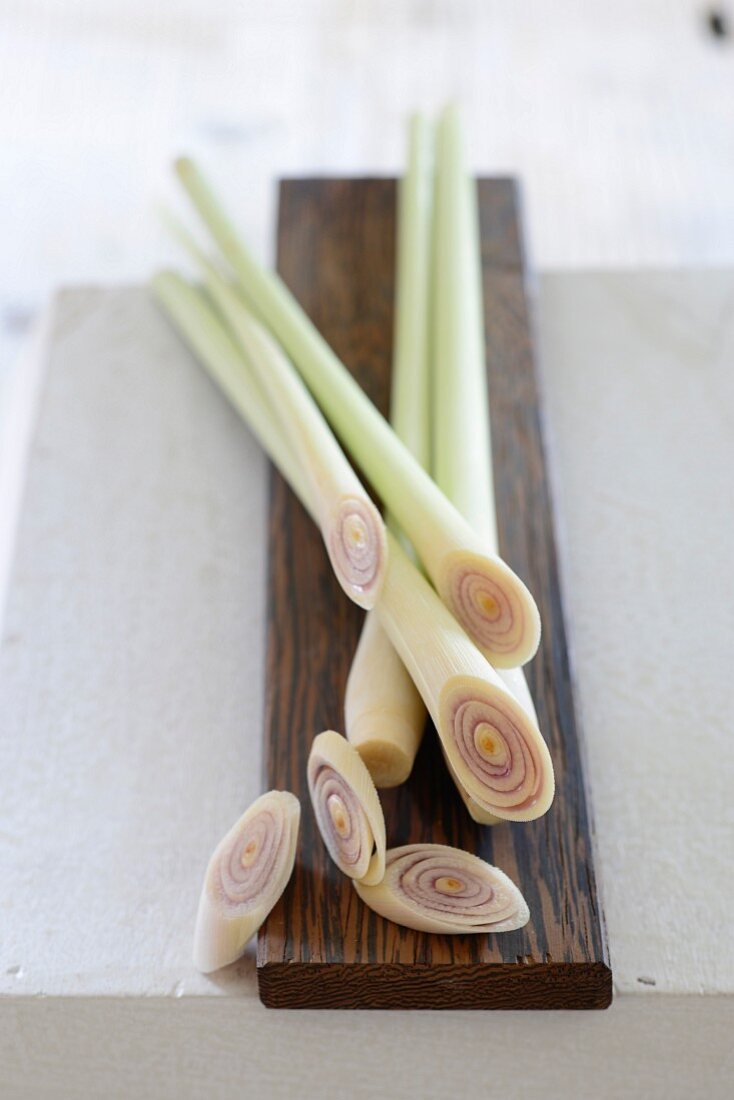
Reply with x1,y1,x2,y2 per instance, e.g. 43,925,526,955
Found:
257,178,611,1010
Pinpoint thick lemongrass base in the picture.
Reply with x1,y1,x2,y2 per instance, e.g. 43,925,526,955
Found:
438,675,555,822
438,549,541,670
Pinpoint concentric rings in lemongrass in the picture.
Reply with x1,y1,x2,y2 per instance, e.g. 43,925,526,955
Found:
439,549,541,669
327,496,388,609
354,844,529,934
193,790,300,973
439,676,555,822
307,730,386,886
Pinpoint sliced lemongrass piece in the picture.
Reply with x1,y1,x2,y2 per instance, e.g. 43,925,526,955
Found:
354,844,529,934
159,230,387,610
193,790,300,973
174,157,540,668
431,104,545,804
345,113,432,785
377,530,554,821
307,730,386,886
152,273,553,820
345,610,426,788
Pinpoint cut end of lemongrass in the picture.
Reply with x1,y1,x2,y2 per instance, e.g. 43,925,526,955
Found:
193,790,300,974
307,730,386,886
354,844,529,935
327,495,388,610
352,737,413,790
345,612,426,788
438,549,541,669
439,675,555,822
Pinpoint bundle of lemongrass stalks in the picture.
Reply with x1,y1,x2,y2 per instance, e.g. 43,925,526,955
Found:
155,106,554,973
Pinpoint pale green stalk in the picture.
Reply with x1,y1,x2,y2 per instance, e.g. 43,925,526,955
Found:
174,156,540,669
431,104,550,823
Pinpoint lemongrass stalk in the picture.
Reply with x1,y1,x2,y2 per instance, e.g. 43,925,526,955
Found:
354,844,529,934
153,271,554,820
205,274,386,610
152,271,311,507
307,730,386,885
193,790,300,973
345,113,432,786
160,222,387,612
376,530,554,820
174,157,540,668
431,105,547,821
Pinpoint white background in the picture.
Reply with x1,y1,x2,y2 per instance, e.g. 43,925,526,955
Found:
1,0,734,384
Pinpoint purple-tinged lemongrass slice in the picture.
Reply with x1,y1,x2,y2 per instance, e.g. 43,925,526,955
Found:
354,844,529,934
174,156,539,667
308,730,386,885
193,790,300,974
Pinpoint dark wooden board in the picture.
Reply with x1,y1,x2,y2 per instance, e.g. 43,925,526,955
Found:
257,178,612,1010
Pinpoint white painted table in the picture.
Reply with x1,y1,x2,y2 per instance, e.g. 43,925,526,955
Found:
1,274,732,1098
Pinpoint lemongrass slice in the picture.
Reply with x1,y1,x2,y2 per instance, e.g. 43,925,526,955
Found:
152,273,553,819
193,790,300,973
345,610,426,787
307,730,386,885
345,113,432,785
174,157,540,668
354,844,529,934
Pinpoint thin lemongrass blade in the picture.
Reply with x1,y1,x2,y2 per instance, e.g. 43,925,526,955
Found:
345,610,426,788
430,105,546,805
354,844,529,934
174,156,540,668
345,113,432,786
154,276,553,819
193,790,300,973
151,271,313,512
307,730,386,886
377,530,555,821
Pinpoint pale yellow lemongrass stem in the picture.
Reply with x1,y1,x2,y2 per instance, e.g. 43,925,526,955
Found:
174,156,540,669
345,113,432,786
